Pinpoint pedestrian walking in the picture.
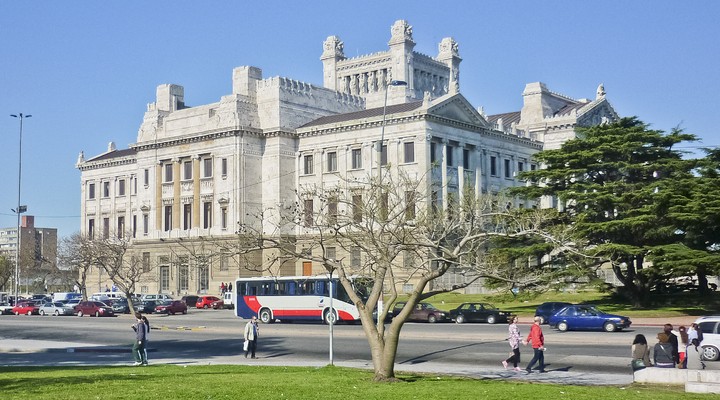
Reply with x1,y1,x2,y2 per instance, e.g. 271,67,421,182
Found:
142,315,151,365
244,315,259,359
523,316,546,373
131,313,148,366
502,316,522,371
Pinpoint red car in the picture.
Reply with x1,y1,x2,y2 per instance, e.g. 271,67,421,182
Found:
155,300,188,315
74,301,115,317
12,301,40,315
195,295,221,309
210,300,224,310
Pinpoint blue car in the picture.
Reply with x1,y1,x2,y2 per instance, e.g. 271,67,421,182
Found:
548,304,631,332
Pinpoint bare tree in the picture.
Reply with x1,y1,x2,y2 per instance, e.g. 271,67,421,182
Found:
0,254,12,291
58,233,97,300
222,168,561,381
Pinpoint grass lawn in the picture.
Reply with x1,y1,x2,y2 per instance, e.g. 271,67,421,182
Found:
0,365,705,400
418,290,719,318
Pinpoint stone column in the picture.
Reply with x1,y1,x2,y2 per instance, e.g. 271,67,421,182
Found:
155,162,162,232
173,158,181,231
193,155,201,228
441,139,448,210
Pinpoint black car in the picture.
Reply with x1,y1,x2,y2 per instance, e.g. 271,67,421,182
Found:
535,302,572,324
180,295,199,307
136,301,158,314
448,302,510,324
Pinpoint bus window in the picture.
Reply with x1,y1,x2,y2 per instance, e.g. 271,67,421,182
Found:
287,282,296,295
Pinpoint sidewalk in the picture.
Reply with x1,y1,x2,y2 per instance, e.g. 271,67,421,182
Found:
0,338,634,386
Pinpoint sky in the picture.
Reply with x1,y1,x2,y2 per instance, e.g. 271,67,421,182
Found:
1,1,719,240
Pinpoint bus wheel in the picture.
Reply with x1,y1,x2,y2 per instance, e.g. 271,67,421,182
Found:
259,309,273,324
324,309,337,325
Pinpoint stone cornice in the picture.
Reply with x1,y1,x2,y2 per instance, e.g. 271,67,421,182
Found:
296,114,425,138
77,155,136,171
130,128,264,152
425,114,543,149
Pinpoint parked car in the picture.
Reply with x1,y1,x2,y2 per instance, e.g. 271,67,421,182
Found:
535,302,572,324
448,302,511,324
196,295,221,309
392,301,449,323
155,300,188,315
180,295,199,307
136,301,158,314
0,301,16,315
111,299,139,314
39,301,76,316
141,294,173,302
548,304,631,332
210,299,224,310
12,301,40,315
694,316,720,361
75,301,115,317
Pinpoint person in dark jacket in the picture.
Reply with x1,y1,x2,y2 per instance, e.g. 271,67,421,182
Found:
664,324,679,364
131,313,148,366
653,332,676,368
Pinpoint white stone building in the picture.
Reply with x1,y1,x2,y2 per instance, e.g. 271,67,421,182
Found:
76,20,618,296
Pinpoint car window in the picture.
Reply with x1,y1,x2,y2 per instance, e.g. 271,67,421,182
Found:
53,302,64,307
698,322,717,334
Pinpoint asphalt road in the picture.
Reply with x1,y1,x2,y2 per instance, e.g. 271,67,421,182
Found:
0,308,681,377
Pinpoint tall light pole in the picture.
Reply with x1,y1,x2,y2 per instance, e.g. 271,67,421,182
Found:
375,80,406,319
10,113,30,303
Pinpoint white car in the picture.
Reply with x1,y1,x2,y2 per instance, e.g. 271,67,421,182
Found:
0,302,13,315
694,316,720,361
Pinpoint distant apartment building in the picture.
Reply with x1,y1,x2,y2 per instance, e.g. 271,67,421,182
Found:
0,215,58,292
76,20,618,296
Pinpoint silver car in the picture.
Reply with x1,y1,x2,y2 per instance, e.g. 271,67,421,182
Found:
39,301,75,316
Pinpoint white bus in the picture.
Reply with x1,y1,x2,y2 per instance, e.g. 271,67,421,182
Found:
234,275,371,324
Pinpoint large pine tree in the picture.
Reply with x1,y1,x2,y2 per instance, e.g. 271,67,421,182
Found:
512,117,699,306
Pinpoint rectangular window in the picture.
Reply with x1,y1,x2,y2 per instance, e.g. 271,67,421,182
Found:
490,156,497,176
504,159,511,178
142,252,150,272
88,183,96,200
303,155,314,175
303,199,313,227
446,146,453,166
405,191,416,220
117,216,125,239
325,247,336,261
430,143,437,163
118,179,126,196
463,149,470,169
164,163,173,182
103,218,110,239
198,264,209,292
164,206,172,231
351,247,361,267
144,169,149,186
328,197,338,226
352,194,362,223
183,160,192,180
404,142,414,163
531,164,537,171
203,158,213,178
221,158,228,177
327,151,337,172
88,218,95,238
160,266,170,291
380,144,388,166
132,176,137,194
518,161,524,172
221,208,228,229
351,148,362,169
203,202,212,229
220,255,229,271
143,214,149,235
178,257,189,291
132,215,137,238
183,204,191,230
103,181,110,198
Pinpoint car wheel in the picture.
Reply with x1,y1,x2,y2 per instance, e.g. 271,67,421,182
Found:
259,308,273,324
487,315,497,324
15,311,19,315
557,321,569,332
428,314,437,323
170,310,175,315
324,309,337,325
78,311,84,317
182,309,187,315
40,310,45,316
95,311,100,317
203,304,208,309
455,315,465,324
27,310,33,316
537,316,546,324
603,322,616,332
54,310,60,316
701,345,720,361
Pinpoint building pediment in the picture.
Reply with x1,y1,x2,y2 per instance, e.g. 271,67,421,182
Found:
426,94,491,129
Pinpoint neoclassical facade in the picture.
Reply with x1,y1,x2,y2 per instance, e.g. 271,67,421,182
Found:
76,20,618,296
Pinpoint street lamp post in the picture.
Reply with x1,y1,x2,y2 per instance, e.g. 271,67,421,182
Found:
10,113,30,303
375,80,406,320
